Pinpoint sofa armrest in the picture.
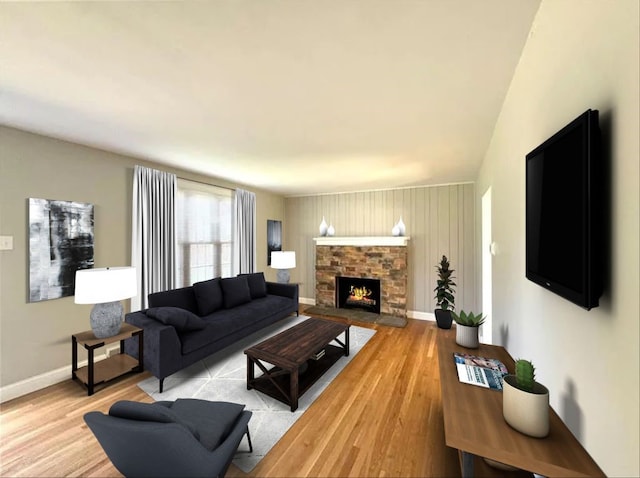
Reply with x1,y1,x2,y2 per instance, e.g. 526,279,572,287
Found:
266,281,298,301
124,311,183,381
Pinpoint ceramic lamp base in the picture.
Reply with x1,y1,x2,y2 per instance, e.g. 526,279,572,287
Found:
90,301,123,338
276,269,290,283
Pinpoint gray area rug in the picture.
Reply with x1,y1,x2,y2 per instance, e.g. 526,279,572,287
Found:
137,315,376,473
304,306,407,328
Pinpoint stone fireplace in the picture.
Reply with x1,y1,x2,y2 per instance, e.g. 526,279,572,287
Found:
314,236,409,318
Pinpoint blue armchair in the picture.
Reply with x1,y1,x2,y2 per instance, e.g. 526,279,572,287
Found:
84,399,252,478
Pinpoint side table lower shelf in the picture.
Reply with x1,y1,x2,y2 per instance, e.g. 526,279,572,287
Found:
72,323,143,396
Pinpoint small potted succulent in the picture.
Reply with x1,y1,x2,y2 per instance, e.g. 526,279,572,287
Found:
502,359,550,437
433,255,456,329
451,310,485,348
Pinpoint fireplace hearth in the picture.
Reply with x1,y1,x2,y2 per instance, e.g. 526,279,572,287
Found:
335,276,381,315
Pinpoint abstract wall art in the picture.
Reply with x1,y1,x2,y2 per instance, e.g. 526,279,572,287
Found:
267,219,282,266
29,198,94,302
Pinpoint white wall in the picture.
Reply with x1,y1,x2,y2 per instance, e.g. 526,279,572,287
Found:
476,1,639,476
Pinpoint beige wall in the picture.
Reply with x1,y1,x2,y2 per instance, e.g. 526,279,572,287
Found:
284,183,477,315
476,1,639,475
0,126,284,390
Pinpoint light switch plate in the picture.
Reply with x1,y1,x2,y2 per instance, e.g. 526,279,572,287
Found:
0,236,14,250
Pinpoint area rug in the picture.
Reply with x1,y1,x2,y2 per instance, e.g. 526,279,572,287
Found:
304,305,407,328
137,315,376,473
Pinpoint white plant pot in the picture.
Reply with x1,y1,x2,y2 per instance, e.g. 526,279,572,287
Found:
502,375,550,438
455,324,479,348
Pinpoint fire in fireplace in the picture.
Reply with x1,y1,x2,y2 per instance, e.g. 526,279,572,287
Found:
335,276,381,314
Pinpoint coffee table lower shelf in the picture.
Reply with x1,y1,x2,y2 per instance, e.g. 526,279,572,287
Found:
247,344,344,411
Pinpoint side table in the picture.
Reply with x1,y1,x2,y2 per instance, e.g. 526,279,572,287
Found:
72,323,143,396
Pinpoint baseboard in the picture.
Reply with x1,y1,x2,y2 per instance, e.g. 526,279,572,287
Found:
0,349,113,404
407,310,436,321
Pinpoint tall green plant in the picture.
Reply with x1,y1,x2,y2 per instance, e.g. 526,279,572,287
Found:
434,255,456,311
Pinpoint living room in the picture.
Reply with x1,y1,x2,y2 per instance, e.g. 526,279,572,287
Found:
1,1,638,477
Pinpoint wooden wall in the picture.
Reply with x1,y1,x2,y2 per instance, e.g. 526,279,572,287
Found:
283,183,476,316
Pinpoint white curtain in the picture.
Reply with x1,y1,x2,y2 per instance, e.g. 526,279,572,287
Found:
131,165,176,311
234,188,256,274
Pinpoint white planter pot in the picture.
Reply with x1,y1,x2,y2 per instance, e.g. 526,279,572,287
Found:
455,324,479,348
502,375,550,438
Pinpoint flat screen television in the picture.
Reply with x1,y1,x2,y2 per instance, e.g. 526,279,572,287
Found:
526,109,602,310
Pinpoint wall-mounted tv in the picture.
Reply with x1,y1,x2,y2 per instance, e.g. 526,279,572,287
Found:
526,109,602,310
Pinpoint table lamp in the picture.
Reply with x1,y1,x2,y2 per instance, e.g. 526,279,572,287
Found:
270,251,296,283
74,267,137,338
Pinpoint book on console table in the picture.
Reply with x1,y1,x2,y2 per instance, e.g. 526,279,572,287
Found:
453,353,508,391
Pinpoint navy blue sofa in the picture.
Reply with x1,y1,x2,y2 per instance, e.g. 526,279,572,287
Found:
124,272,298,392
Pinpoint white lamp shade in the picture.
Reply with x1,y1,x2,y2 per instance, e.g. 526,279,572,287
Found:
74,267,137,304
270,251,296,269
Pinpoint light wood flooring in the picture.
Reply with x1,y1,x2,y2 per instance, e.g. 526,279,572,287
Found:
0,312,460,477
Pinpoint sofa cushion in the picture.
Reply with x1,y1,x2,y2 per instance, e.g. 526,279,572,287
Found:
146,307,207,332
192,278,224,315
109,400,200,439
239,272,267,299
148,286,199,314
169,399,245,450
220,276,252,309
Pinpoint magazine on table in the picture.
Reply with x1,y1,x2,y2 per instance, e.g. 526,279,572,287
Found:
453,352,508,391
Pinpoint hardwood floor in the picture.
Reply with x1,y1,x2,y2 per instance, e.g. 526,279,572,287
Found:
0,313,460,477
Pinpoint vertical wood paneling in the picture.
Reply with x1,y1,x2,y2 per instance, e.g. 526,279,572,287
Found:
284,183,476,314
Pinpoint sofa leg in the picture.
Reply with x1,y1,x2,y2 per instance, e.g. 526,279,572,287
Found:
159,378,164,393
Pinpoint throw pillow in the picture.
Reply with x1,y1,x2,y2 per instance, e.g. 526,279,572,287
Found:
220,276,252,309
192,278,224,316
146,307,207,332
169,399,245,450
239,272,267,299
148,286,199,314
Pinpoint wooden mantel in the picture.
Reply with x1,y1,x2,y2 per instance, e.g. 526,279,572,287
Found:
313,236,410,247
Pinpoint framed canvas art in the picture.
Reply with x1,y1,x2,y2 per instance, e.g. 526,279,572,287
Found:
29,198,94,302
267,219,282,266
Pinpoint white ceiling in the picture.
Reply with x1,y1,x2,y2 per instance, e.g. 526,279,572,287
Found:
0,1,540,196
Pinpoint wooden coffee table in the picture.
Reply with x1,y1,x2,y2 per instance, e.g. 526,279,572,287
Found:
245,318,350,411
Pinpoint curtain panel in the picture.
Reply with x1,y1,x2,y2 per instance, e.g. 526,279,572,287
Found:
235,189,256,274
131,165,176,311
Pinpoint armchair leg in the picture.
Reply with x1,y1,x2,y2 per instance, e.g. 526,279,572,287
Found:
159,378,164,393
246,427,253,453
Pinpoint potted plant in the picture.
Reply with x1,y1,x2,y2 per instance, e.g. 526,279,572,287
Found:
433,255,456,329
502,359,550,438
451,310,485,348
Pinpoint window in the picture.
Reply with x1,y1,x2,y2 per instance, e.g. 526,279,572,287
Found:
176,179,233,287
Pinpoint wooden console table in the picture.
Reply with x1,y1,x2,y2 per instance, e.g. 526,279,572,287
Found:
437,329,605,478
